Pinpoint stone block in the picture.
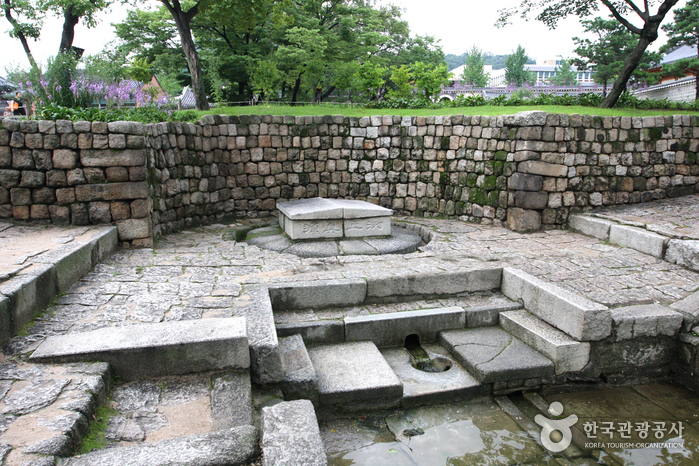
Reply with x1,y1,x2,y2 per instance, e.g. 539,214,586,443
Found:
0,264,57,334
501,267,611,341
611,304,684,341
609,224,667,258
508,172,543,191
211,371,253,429
268,278,366,311
439,327,554,383
80,149,145,167
0,169,20,188
366,268,502,298
282,218,343,240
53,149,78,169
107,121,144,135
514,191,548,209
0,294,10,343
63,426,258,466
665,239,699,272
32,241,94,293
592,338,677,373
510,111,548,126
345,307,465,347
261,400,327,466
276,321,345,345
89,201,112,224
343,216,391,237
465,302,522,327
30,204,50,219
568,215,612,240
31,318,250,380
507,208,541,232
307,341,402,406
517,160,568,177
279,334,318,402
75,182,148,202
19,170,45,187
116,218,152,241
671,290,699,330
235,286,283,384
10,187,31,205
500,310,590,374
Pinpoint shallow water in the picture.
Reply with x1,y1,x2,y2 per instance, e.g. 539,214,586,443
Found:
321,383,699,466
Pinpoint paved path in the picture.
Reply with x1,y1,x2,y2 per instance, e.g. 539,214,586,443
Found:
2,196,699,464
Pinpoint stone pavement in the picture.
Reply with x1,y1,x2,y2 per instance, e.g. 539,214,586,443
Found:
2,196,699,464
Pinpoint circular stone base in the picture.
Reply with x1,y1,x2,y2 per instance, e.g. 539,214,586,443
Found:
244,224,423,257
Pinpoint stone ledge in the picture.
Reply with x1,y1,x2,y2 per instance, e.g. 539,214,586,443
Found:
268,279,366,311
568,214,612,240
610,304,684,341
261,400,327,466
501,267,611,341
609,224,667,258
30,318,250,380
366,268,502,299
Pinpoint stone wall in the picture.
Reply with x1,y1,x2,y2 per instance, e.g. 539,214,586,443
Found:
2,111,699,245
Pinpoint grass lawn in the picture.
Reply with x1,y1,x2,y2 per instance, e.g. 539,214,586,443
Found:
190,104,699,119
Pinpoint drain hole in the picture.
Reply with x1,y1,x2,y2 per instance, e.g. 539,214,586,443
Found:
405,334,452,373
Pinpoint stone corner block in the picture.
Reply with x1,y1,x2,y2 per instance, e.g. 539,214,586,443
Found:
609,224,667,258
268,278,367,311
501,267,611,341
507,208,541,232
261,400,327,466
568,215,612,240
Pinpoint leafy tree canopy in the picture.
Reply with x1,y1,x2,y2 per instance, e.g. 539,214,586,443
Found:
505,45,535,86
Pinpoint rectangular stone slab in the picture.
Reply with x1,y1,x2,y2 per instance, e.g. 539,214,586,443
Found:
344,307,465,347
501,267,611,341
30,318,250,380
439,327,554,384
307,341,402,406
261,400,327,466
343,217,391,238
499,309,590,374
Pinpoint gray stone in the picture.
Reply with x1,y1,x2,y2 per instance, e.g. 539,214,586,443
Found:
80,149,145,167
366,268,501,299
235,287,283,384
338,240,379,255
23,434,72,456
107,121,145,135
276,321,345,345
465,302,522,328
30,318,249,380
32,241,93,293
307,341,402,405
671,290,699,330
513,191,548,209
0,295,10,343
568,215,612,240
362,230,422,254
345,307,465,348
63,426,259,466
517,160,568,177
501,267,611,341
0,263,58,335
282,219,343,240
511,111,548,126
268,279,366,311
609,224,667,258
2,379,70,415
279,334,318,402
499,310,590,374
381,344,487,408
75,182,148,202
439,327,554,383
261,400,327,466
592,338,677,373
211,371,253,429
665,239,699,271
283,241,340,257
610,304,684,341
116,218,152,241
507,208,541,232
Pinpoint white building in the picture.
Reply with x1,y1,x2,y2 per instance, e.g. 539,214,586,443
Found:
449,58,595,88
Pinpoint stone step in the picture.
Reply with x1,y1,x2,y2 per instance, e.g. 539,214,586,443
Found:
307,341,402,407
279,334,318,402
211,371,253,430
499,309,591,374
438,327,554,384
29,318,249,380
63,426,259,466
381,343,488,408
261,400,328,466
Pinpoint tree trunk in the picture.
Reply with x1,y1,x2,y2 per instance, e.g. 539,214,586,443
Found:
3,0,39,71
602,35,653,107
290,76,302,106
602,80,608,98
320,85,336,101
161,0,210,111
58,5,79,54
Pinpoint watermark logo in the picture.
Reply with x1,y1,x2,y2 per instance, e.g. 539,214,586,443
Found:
535,401,579,453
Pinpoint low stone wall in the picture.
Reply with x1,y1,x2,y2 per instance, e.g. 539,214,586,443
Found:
1,111,699,245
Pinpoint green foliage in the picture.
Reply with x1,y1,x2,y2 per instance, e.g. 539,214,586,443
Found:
505,45,535,86
549,59,577,86
76,402,118,455
460,45,489,87
412,62,451,99
387,65,413,100
126,58,153,83
248,60,283,101
32,103,199,123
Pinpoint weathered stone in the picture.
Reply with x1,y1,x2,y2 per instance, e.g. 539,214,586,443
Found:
19,171,44,188
518,160,568,177
568,215,612,240
52,149,78,170
609,224,667,258
75,182,148,202
268,279,366,311
665,239,699,272
116,218,152,240
83,167,106,184
611,304,683,341
0,169,20,188
261,400,327,466
507,208,541,232
89,202,112,224
2,379,70,415
514,191,548,209
105,166,129,182
107,121,145,135
80,149,145,167
508,172,543,191
211,371,253,429
366,269,501,298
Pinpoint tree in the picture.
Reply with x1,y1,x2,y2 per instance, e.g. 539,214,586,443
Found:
159,0,209,110
2,0,42,70
505,45,534,86
497,0,680,107
573,17,660,96
550,58,577,85
412,62,450,99
460,45,489,87
661,0,699,100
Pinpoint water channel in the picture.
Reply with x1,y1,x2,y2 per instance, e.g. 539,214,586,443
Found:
320,382,699,466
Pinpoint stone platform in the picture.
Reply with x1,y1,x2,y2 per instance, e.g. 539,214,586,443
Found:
277,198,392,240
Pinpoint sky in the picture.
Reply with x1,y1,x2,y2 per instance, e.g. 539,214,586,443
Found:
0,0,686,74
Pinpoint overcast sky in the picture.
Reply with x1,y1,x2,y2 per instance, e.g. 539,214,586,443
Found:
0,0,685,74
